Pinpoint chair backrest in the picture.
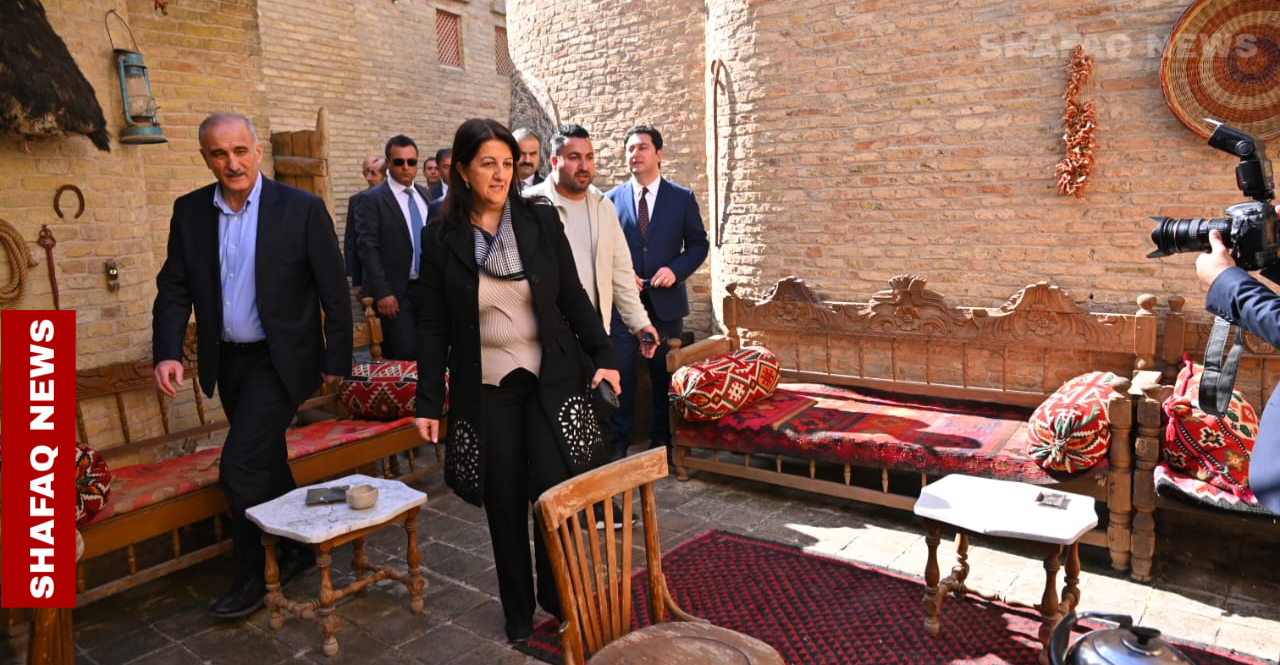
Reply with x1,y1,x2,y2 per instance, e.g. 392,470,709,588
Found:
535,447,677,665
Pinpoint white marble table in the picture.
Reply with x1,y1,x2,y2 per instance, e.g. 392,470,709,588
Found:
913,474,1098,665
246,474,428,657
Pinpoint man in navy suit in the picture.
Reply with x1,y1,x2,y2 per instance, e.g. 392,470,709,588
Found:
152,112,352,618
606,125,709,459
355,135,432,360
426,148,452,202
344,154,385,301
1197,227,1280,514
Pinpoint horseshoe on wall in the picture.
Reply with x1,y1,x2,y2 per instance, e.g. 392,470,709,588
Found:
54,184,85,220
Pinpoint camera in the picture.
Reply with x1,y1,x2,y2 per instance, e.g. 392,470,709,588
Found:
1147,122,1279,271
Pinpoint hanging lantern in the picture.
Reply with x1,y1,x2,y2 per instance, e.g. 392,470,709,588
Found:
106,10,166,145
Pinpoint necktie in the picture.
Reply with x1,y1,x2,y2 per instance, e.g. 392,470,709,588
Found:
406,187,424,274
638,186,650,240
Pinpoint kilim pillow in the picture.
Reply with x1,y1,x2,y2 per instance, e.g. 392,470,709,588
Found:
341,360,426,421
76,443,112,526
1026,371,1121,473
1161,358,1256,502
669,346,780,422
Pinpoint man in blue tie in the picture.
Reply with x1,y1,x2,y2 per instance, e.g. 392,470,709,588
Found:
606,125,709,459
354,135,432,360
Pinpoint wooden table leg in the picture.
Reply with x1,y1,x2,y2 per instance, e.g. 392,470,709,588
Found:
922,523,943,636
405,507,425,613
26,607,73,665
317,543,340,657
351,537,369,582
1037,544,1064,665
262,535,284,631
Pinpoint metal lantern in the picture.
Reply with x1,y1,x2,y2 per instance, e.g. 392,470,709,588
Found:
106,10,166,145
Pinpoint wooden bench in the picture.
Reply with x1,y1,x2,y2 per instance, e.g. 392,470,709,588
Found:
1128,296,1280,582
666,275,1159,575
64,302,439,607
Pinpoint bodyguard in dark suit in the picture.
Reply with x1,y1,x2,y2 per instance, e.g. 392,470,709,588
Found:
1198,227,1280,514
426,148,452,202
343,155,385,299
355,135,432,360
152,112,352,619
514,127,545,192
606,125,709,459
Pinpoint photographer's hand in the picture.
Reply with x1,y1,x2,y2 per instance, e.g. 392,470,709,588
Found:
1197,229,1237,288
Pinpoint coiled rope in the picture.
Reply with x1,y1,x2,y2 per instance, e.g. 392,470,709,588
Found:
0,217,38,305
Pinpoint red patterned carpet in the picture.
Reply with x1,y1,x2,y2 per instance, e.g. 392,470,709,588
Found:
516,530,1268,665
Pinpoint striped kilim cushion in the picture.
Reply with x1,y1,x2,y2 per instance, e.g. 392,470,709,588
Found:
669,346,780,422
1026,371,1119,473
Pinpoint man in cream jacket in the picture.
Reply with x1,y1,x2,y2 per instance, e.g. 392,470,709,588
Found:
525,123,659,366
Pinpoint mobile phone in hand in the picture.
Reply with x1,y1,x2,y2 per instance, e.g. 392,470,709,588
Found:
641,332,657,345
596,382,620,409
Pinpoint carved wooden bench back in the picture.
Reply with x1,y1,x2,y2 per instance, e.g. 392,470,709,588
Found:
723,275,1159,408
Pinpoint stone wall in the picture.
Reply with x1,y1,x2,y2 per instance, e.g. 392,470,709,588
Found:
510,0,1257,336
257,0,513,237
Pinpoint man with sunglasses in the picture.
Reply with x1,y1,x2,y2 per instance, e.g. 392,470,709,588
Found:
354,135,433,359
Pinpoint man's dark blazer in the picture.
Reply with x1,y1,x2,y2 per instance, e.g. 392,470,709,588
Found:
606,178,709,323
1205,265,1280,514
355,179,432,304
152,176,353,405
344,188,373,287
426,181,446,203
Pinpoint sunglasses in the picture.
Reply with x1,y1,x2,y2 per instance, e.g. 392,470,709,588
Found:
391,158,418,167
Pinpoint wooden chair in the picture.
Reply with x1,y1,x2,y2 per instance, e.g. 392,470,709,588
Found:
534,447,783,665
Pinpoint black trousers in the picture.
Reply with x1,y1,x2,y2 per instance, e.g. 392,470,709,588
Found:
379,282,421,361
481,368,570,627
216,342,303,578
610,308,682,452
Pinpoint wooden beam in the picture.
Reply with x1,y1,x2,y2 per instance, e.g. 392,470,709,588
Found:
274,155,327,177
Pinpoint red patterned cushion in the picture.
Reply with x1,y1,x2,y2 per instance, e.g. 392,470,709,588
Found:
1026,371,1119,473
342,360,419,420
1161,358,1257,502
669,346,780,422
76,443,112,526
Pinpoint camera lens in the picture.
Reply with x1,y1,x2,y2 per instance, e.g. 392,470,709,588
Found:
1146,216,1231,259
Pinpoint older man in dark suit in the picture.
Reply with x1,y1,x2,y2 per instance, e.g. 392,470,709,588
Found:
606,125,709,460
344,154,385,300
152,112,352,619
355,135,433,360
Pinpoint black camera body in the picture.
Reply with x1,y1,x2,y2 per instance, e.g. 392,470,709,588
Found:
1147,122,1280,271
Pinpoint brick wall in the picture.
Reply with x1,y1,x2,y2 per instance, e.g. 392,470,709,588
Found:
511,0,1254,335
257,0,513,244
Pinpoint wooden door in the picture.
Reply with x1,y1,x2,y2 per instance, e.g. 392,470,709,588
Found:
270,107,332,215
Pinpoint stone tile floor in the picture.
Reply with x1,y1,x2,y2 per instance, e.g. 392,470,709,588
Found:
5,455,1279,665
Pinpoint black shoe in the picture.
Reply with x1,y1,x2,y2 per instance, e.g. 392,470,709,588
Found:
648,438,670,450
505,619,533,643
610,442,629,462
209,575,266,620
593,502,635,530
278,547,316,587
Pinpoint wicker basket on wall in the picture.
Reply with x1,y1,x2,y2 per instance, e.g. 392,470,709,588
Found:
1160,0,1280,140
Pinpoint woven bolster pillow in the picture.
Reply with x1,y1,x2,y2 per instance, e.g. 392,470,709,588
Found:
669,346,780,422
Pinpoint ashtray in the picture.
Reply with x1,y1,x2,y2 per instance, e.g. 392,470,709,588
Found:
346,484,378,510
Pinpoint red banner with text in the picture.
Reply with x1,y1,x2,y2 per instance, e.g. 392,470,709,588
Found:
1,310,77,608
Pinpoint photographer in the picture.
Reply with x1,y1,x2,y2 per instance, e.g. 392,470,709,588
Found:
1196,226,1280,513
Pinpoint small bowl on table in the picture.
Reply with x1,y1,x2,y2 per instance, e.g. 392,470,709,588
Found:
346,484,378,510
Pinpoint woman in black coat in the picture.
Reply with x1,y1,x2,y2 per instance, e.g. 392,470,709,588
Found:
413,118,620,642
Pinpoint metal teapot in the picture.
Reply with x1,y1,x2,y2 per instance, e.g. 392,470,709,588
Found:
1049,612,1198,665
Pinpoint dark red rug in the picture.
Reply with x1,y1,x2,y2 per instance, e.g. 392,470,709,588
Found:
515,530,1270,665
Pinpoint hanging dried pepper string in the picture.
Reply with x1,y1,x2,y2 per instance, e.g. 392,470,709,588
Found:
1056,45,1097,198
